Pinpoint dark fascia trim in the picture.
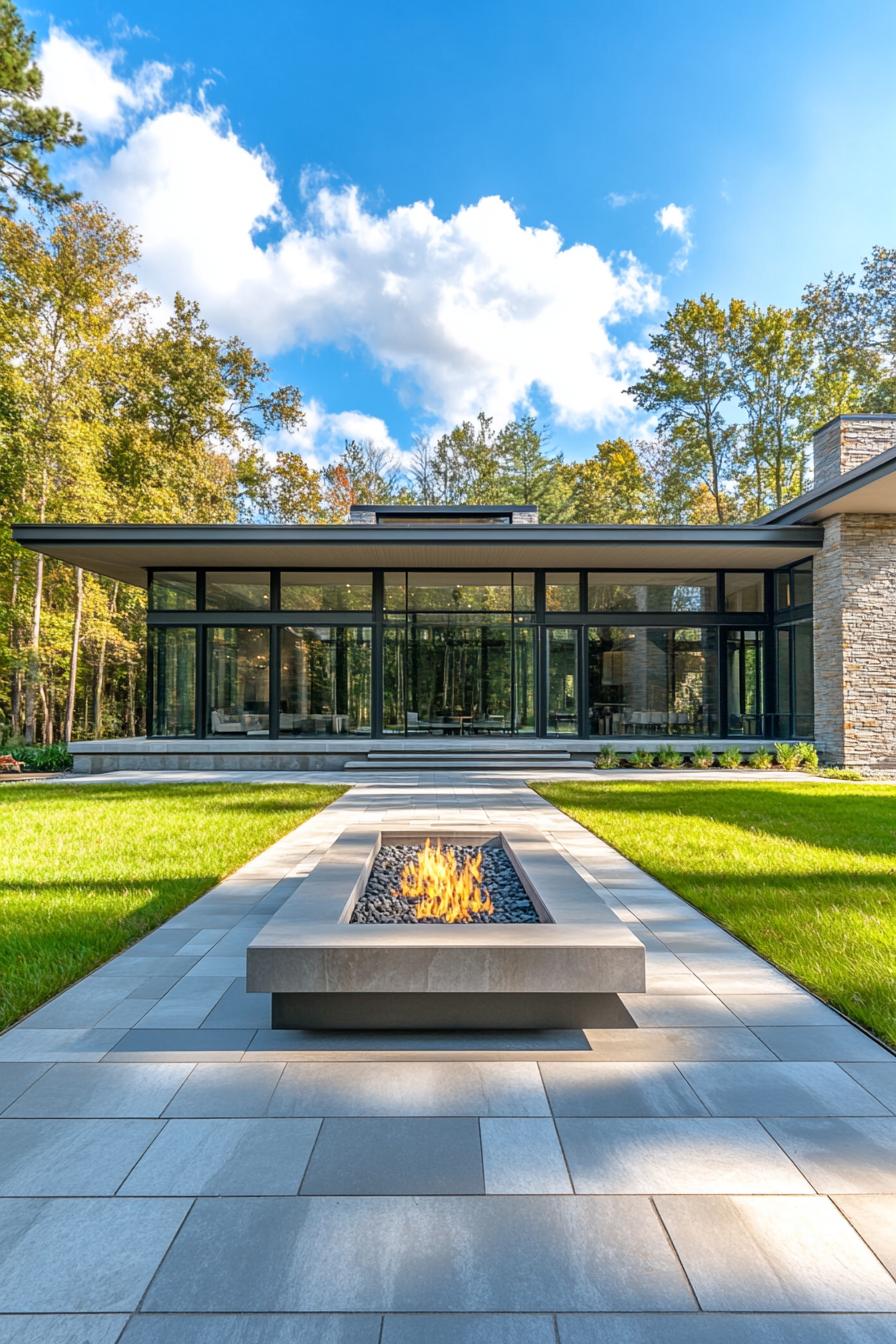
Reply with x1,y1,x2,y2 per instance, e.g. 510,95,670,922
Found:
812,411,896,436
11,522,825,547
757,444,896,525
347,503,538,516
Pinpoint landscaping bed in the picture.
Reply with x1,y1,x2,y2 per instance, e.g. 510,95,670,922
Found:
0,780,344,1030
533,779,896,1048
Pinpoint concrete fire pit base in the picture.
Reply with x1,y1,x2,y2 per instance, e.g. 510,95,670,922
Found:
271,991,636,1030
247,826,646,1031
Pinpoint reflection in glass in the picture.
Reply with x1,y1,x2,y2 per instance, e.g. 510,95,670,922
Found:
792,619,814,736
587,627,717,735
403,617,512,733
149,569,194,612
280,572,372,611
205,572,271,611
150,627,196,735
513,572,535,611
279,626,371,734
724,573,765,613
207,627,270,735
588,572,716,612
406,572,513,611
727,629,765,734
548,627,578,734
793,562,813,608
383,625,406,733
384,572,407,611
546,573,580,612
514,624,536,732
149,571,196,611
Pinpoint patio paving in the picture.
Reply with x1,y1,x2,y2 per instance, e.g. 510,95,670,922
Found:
2,772,896,1338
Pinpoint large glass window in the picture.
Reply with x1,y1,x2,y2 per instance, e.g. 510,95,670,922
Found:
588,572,716,612
514,625,536,733
149,572,196,611
279,626,371,735
149,627,196,735
546,573,580,612
207,627,270,735
405,572,513,612
547,627,578,734
513,572,535,612
775,561,813,612
725,573,765,613
280,572,372,611
403,615,513,733
205,572,271,611
792,620,814,736
588,627,717,736
383,625,407,734
727,629,765,735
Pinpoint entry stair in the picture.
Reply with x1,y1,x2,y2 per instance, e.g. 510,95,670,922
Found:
344,746,581,771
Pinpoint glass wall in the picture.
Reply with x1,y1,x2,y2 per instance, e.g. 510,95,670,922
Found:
281,572,372,611
727,629,764,735
206,572,271,611
207,627,270,735
149,627,196,735
547,628,578,734
147,563,813,739
402,616,513,734
279,626,371,734
150,571,197,611
587,572,716,612
587,627,718,736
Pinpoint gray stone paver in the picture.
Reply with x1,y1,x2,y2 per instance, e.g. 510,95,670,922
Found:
654,1194,896,1311
120,1117,321,1195
299,1116,484,1194
142,1195,695,1311
1,772,894,1335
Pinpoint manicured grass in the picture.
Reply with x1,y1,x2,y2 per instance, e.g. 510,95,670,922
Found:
533,780,896,1047
0,781,345,1030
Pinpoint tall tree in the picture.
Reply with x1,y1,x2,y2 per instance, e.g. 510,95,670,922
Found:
560,438,651,523
0,0,84,215
628,295,737,522
322,440,406,519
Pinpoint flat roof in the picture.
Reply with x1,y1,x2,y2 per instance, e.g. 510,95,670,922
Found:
759,443,896,524
11,522,824,588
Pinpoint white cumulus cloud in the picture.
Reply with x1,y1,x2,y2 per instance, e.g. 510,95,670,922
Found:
269,400,400,471
655,201,694,272
53,30,664,431
38,26,170,135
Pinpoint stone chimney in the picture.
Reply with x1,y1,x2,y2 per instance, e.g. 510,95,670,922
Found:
812,414,896,489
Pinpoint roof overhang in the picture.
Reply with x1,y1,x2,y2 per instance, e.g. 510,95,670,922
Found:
760,445,896,524
11,523,825,588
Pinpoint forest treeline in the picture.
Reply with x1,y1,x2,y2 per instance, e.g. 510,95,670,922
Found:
1,0,896,742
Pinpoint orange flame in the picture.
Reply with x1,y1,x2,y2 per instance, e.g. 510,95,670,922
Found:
398,839,494,923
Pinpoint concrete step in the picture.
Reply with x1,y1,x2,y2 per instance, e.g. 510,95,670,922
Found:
346,751,583,771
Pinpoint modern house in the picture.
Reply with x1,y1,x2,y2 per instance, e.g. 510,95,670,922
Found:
12,413,896,772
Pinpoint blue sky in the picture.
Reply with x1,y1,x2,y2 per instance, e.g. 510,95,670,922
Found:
30,0,896,465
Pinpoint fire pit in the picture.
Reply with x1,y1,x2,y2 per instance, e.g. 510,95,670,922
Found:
351,838,538,924
247,826,646,1031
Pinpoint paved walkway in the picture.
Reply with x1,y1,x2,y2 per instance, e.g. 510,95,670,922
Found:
2,776,896,1342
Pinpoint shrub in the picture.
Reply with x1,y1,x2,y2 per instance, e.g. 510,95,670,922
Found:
690,744,714,769
594,744,621,769
796,742,819,772
628,747,655,768
749,747,773,769
820,766,864,781
656,744,684,769
11,743,73,773
718,746,742,770
774,742,801,770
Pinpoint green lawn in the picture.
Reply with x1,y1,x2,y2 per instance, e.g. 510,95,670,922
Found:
0,781,345,1030
533,780,896,1047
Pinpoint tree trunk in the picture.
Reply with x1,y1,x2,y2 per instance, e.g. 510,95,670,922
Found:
126,662,136,736
9,553,21,737
93,580,119,737
24,552,44,744
63,566,83,743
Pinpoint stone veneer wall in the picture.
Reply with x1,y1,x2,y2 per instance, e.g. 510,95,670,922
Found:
813,513,896,768
813,417,896,488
